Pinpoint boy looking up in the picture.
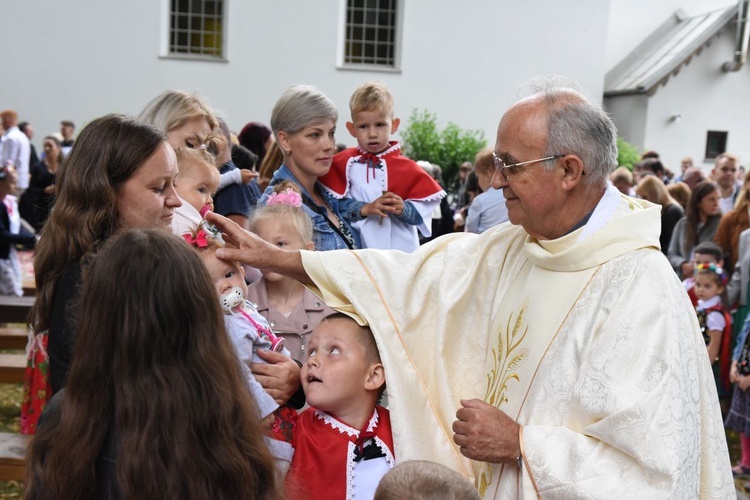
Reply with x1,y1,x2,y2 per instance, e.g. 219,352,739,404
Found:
272,314,394,500
319,81,445,252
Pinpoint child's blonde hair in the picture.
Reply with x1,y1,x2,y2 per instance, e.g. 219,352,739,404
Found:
174,147,219,179
474,148,495,175
610,166,633,186
248,181,314,245
350,80,394,116
374,460,480,500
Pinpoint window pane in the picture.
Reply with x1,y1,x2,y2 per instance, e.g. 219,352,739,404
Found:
705,131,728,160
169,0,224,58
344,0,397,66
352,8,364,25
176,14,188,30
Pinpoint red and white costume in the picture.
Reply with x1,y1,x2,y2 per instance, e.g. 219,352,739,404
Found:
320,142,445,252
273,405,395,500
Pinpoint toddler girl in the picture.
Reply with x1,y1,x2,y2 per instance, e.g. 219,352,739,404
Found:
185,229,294,469
172,147,220,237
694,263,732,396
0,163,36,296
246,181,335,363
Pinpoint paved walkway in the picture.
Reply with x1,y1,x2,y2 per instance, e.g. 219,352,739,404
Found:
737,477,749,499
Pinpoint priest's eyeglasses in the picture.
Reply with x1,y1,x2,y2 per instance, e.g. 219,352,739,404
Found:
492,152,571,181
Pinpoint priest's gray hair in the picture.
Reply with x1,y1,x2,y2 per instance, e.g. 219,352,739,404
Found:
270,84,338,142
523,76,618,185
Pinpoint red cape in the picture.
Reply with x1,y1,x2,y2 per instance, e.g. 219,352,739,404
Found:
703,304,733,395
320,142,445,201
278,406,394,500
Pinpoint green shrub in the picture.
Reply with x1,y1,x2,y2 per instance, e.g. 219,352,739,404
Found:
617,137,640,171
400,109,487,184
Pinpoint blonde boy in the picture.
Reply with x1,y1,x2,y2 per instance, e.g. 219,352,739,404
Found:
319,81,445,252
271,314,394,499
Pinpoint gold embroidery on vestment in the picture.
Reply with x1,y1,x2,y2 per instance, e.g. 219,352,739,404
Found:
479,301,529,496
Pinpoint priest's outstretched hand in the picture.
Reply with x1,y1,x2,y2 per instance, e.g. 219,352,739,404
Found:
206,211,311,285
452,399,521,464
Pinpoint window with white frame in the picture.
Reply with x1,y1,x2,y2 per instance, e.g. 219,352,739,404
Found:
169,0,224,59
343,0,399,68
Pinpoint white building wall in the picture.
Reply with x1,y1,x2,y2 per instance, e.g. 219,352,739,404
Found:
631,25,750,173
603,94,649,147
1,0,610,156
606,0,736,71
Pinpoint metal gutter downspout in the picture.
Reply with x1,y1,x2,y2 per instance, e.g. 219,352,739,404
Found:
723,0,750,72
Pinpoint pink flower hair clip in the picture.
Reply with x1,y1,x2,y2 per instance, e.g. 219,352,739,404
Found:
267,188,302,208
182,229,209,248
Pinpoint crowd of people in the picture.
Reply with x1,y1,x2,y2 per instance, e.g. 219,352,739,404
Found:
0,77,740,498
609,148,750,491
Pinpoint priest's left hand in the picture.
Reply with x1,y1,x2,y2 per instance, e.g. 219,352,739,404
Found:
452,398,521,463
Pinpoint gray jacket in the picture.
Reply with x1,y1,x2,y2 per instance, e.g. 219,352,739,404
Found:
667,215,722,276
728,227,750,306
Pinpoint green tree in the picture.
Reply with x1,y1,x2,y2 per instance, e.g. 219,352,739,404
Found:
617,137,640,171
400,109,487,185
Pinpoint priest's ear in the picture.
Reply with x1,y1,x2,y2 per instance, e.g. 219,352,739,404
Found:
560,153,586,191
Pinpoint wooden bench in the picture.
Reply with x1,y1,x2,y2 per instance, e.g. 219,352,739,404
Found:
0,354,26,384
0,327,26,351
0,432,30,481
0,296,34,325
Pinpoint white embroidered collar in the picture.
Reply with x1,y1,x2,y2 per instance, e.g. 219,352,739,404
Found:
355,142,401,158
315,409,380,437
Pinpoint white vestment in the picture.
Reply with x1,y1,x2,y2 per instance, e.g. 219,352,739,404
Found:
300,190,733,498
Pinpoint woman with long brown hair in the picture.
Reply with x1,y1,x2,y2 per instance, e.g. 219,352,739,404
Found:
21,114,181,434
20,135,64,231
668,181,722,278
714,168,750,273
26,229,281,499
635,175,683,254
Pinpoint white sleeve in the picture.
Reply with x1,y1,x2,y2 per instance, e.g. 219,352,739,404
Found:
707,310,726,332
218,168,242,189
0,137,18,164
224,316,279,418
465,198,483,234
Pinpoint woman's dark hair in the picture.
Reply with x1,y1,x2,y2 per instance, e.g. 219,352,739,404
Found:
684,181,720,253
26,229,280,499
237,122,272,164
232,144,259,171
30,114,166,335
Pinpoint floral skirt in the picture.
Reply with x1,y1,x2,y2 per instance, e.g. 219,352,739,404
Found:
20,332,50,435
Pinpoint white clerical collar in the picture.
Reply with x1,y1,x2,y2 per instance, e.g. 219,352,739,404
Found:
577,184,621,242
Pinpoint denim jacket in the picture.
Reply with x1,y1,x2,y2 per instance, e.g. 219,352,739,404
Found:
734,314,750,361
259,165,361,251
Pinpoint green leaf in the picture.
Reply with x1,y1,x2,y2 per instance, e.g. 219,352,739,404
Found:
400,109,487,184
